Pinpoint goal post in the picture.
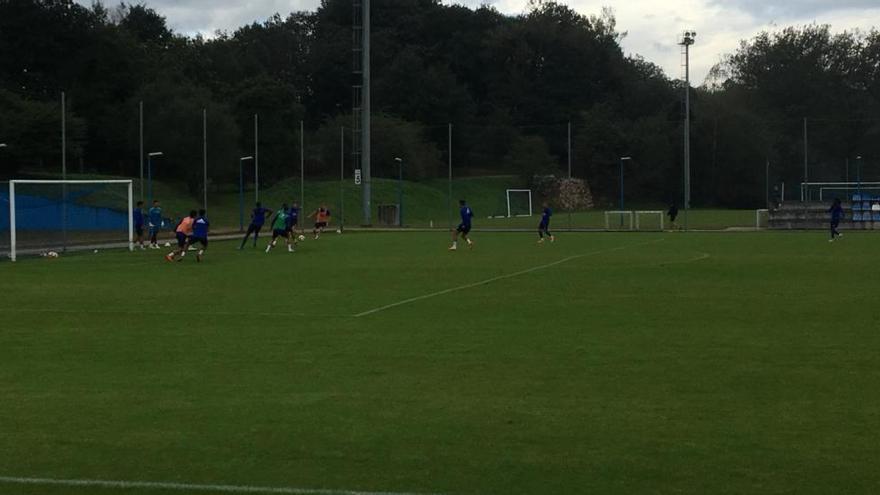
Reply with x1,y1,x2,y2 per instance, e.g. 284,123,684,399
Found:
505,189,532,217
7,179,134,262
634,210,664,231
755,208,769,230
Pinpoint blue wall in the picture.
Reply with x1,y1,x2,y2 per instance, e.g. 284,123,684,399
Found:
0,192,128,230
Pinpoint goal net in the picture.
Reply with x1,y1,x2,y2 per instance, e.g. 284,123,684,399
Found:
506,189,532,217
635,210,664,231
604,211,633,231
3,180,133,261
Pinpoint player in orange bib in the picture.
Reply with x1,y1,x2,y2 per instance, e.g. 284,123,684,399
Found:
310,205,331,239
165,210,196,262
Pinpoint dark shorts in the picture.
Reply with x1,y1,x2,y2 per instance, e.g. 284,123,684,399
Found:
539,221,550,230
457,223,471,234
315,222,327,229
149,225,160,235
831,219,840,229
136,226,144,236
248,223,263,233
285,226,294,235
272,229,287,238
176,232,188,247
190,237,208,247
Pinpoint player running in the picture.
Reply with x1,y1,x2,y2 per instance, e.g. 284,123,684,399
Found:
239,202,272,249
148,200,163,248
667,203,679,230
133,201,146,249
449,199,474,250
285,202,300,252
189,209,210,262
537,203,555,243
265,204,291,253
166,210,196,262
310,205,331,239
829,198,844,242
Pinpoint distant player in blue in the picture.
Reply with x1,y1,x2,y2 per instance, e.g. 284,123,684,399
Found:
285,202,300,252
829,198,843,242
449,199,474,250
189,209,210,262
147,200,163,249
537,203,555,243
133,200,145,249
239,202,272,249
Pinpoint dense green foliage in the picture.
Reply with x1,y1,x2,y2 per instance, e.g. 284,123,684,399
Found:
1,232,879,494
0,0,878,207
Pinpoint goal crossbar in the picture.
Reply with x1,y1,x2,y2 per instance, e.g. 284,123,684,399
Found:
604,211,634,230
634,210,664,231
9,179,134,262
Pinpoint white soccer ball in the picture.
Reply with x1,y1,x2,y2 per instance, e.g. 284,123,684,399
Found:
336,228,342,234
164,242,171,247
298,234,306,241
93,249,99,254
47,251,59,258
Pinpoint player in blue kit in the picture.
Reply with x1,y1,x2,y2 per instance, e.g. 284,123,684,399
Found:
829,198,844,242
449,199,474,251
147,200,163,249
239,202,272,249
285,202,300,252
537,203,555,243
189,209,210,262
133,201,146,249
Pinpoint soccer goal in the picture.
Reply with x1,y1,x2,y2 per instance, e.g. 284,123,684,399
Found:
755,208,769,230
604,211,633,230
635,210,664,231
5,180,134,261
506,189,533,217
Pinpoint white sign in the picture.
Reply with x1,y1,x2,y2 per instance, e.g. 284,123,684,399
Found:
354,169,362,185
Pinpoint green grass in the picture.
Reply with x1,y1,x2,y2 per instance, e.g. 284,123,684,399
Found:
28,172,759,231
1,231,878,494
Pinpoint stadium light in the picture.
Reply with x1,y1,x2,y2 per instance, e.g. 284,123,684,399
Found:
679,31,696,230
239,156,254,232
395,157,404,227
147,152,163,205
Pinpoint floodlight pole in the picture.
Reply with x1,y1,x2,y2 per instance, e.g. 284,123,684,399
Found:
147,152,163,205
254,114,259,202
395,157,403,227
300,120,305,212
680,31,696,230
340,126,345,230
856,156,863,194
203,108,208,210
239,156,254,232
619,156,631,228
567,121,572,178
62,91,67,252
361,0,372,226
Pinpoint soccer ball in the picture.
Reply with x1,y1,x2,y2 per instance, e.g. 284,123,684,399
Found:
164,242,171,247
93,249,99,254
298,234,306,241
47,251,59,258
336,228,342,234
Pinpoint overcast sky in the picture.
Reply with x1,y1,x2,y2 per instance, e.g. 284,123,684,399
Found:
78,0,880,83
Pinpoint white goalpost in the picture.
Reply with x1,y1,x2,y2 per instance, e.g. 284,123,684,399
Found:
634,210,664,231
8,179,134,262
604,211,633,230
505,189,533,217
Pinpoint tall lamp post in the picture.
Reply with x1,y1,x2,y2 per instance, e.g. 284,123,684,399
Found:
679,31,696,230
395,157,403,227
147,152,163,204
856,155,863,194
619,156,631,227
239,156,254,232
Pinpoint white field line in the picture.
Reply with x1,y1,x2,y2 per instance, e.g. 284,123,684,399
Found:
354,239,665,318
0,475,437,495
0,308,305,318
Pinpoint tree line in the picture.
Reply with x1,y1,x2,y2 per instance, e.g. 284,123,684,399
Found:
0,0,878,207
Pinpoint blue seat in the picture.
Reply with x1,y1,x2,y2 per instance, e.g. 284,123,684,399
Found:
873,213,880,222
854,212,863,221
853,203,862,211
853,194,863,201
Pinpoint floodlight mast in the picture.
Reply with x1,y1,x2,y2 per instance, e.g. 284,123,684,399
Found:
679,31,696,231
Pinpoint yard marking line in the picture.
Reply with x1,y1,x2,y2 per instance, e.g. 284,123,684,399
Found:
0,308,306,318
0,475,437,495
354,239,664,318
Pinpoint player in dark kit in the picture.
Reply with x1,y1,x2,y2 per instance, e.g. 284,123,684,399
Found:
829,198,844,242
667,203,679,230
189,209,210,262
239,202,272,249
537,203,555,243
449,199,474,250
133,201,146,249
285,202,300,252
147,200,163,248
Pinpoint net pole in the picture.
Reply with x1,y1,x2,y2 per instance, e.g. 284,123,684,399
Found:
9,181,15,262
448,123,452,230
340,126,345,230
128,181,134,251
300,120,305,212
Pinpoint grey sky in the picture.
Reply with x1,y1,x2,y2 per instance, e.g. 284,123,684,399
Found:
78,0,879,83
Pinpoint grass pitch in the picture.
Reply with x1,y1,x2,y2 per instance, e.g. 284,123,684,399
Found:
0,231,877,494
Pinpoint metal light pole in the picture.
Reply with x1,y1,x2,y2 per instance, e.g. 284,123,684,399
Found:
239,156,254,232
139,100,144,201
361,0,372,225
395,157,403,227
340,126,345,230
856,155,863,194
147,152,163,204
680,31,696,230
619,156,631,227
254,114,260,202
300,120,305,211
203,108,208,210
